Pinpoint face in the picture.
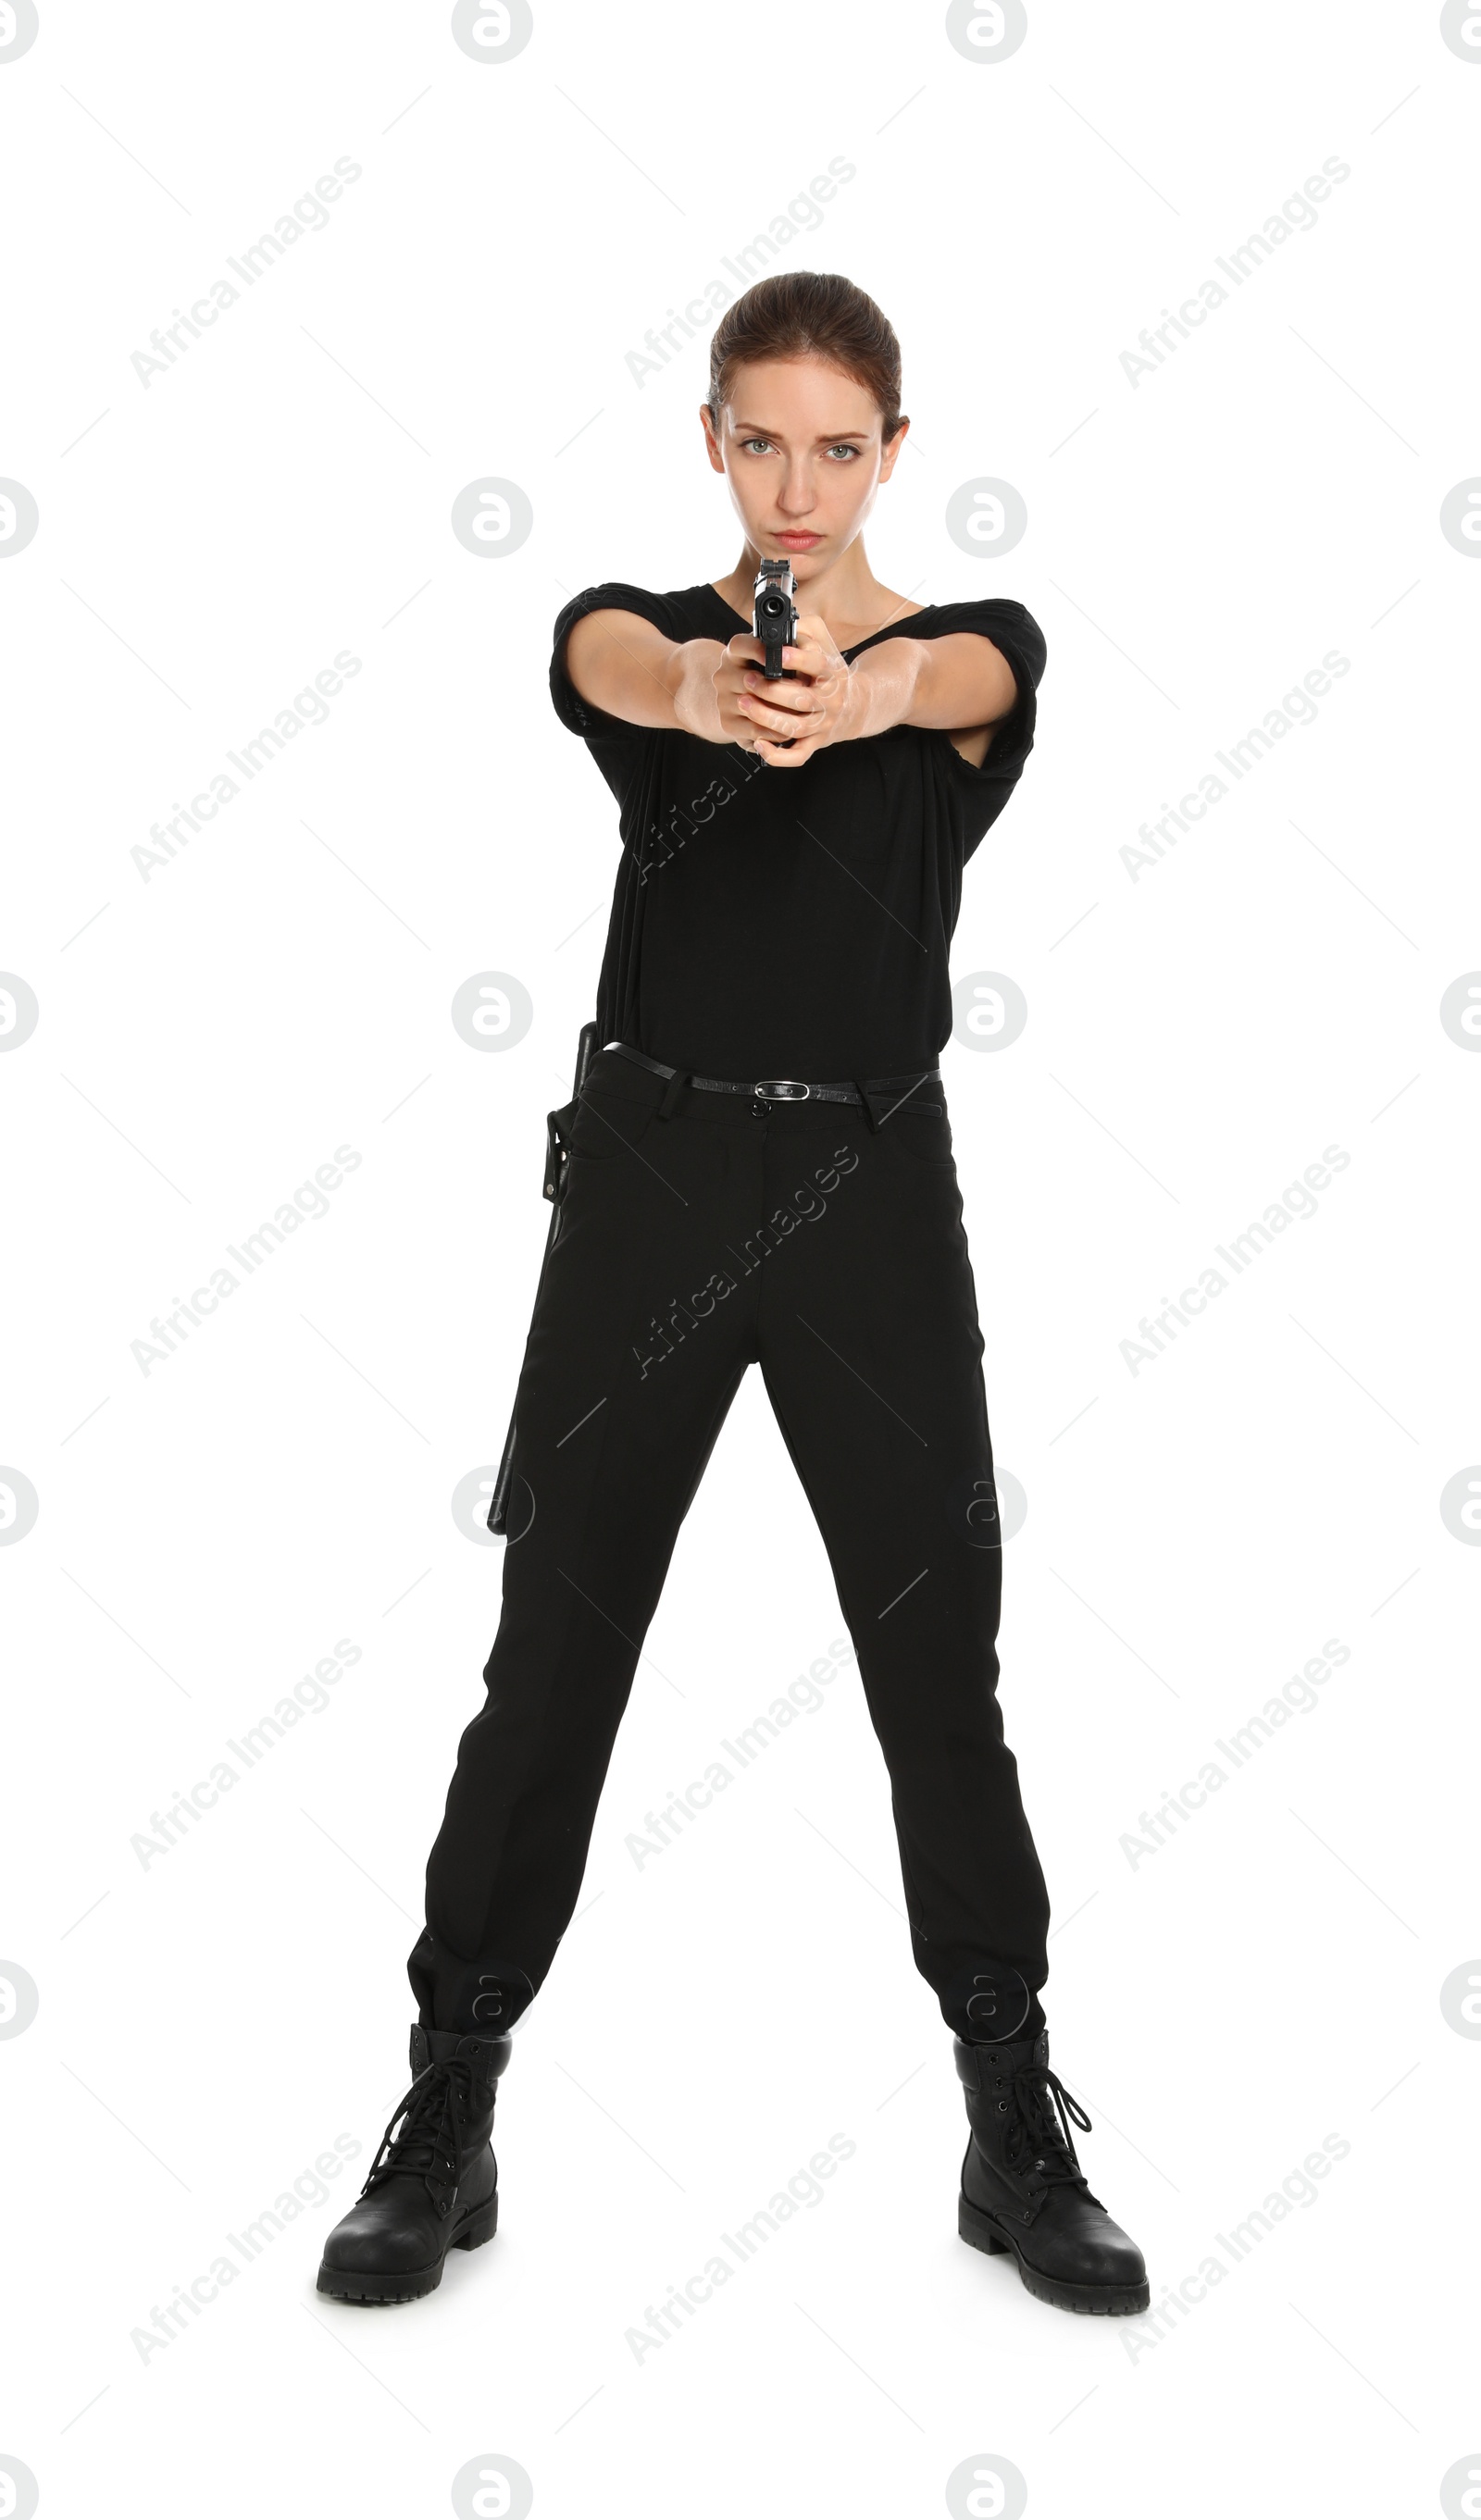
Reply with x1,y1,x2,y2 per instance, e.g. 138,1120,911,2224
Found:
700,355,907,581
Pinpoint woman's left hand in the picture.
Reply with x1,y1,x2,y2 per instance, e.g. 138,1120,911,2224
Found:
735,614,854,767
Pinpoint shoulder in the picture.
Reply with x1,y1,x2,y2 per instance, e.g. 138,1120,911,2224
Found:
906,597,1046,688
549,581,716,746
554,581,716,646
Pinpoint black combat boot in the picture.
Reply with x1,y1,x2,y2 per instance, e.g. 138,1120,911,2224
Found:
954,2030,1150,2315
317,2025,513,2304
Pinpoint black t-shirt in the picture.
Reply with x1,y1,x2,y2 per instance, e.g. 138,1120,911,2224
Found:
551,579,1046,1078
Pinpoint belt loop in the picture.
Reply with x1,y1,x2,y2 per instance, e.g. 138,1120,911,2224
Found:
853,1080,882,1133
656,1066,688,1122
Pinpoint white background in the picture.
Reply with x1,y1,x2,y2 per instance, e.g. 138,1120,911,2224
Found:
2,2,1478,2514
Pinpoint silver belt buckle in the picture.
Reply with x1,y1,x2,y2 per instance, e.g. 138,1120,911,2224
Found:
753,1078,809,1102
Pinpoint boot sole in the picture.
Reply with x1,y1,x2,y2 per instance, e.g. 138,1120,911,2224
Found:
316,2191,498,2304
958,2191,1150,2316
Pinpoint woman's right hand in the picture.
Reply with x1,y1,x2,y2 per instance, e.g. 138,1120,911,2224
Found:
708,633,777,749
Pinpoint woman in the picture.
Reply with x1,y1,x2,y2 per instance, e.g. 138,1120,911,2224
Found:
318,272,1149,2317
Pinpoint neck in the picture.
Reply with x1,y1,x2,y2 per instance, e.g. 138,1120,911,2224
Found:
714,540,900,637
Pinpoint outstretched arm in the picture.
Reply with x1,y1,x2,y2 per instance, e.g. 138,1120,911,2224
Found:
564,607,773,747
849,631,1019,759
735,617,1021,770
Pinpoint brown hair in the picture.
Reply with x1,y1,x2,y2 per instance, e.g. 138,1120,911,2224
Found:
706,272,905,442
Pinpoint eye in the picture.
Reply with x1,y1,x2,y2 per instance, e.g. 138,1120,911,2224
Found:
740,437,774,455
826,443,861,461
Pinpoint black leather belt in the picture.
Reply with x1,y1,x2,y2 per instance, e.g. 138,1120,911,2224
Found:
603,1038,941,1125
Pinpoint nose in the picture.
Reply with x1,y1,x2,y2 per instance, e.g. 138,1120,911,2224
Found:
777,459,815,517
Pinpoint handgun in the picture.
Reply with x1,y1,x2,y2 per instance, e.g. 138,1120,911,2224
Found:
752,557,799,679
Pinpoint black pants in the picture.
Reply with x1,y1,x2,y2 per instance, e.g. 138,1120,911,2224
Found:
408,1049,1051,2046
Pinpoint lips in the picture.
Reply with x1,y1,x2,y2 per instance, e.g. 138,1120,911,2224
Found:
774,531,822,550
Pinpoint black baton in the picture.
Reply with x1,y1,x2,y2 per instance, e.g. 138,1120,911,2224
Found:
486,1017,600,1534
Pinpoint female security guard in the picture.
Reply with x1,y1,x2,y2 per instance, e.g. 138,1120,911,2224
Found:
319,272,1149,2316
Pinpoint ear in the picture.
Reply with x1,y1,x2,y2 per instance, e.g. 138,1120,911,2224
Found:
877,417,911,483
699,403,727,476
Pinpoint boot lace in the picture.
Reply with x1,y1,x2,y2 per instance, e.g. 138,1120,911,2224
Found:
1002,2060,1092,2191
361,2056,481,2217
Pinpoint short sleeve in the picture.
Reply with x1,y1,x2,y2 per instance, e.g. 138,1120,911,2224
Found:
921,598,1046,789
550,582,683,743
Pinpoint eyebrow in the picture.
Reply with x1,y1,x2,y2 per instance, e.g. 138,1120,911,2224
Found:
730,422,871,443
